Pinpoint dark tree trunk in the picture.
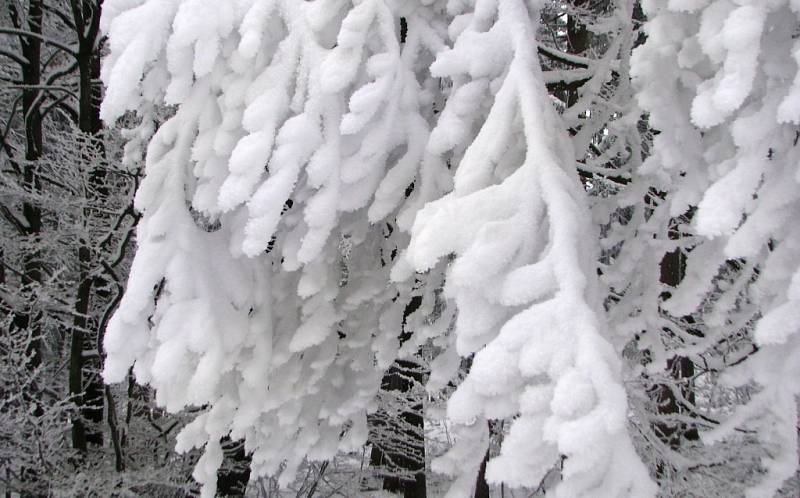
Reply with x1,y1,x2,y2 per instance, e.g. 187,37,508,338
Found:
10,0,44,373
69,0,105,451
546,0,603,109
5,2,45,490
564,0,592,108
369,295,427,498
374,359,427,498
473,447,490,498
216,437,252,497
654,234,699,451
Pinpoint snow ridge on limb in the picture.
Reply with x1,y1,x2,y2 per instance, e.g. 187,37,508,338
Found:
401,0,655,496
100,0,447,495
633,1,800,496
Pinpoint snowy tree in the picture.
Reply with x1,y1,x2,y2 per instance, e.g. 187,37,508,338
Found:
0,1,195,494
100,0,449,496
100,0,800,496
394,1,655,496
619,0,800,496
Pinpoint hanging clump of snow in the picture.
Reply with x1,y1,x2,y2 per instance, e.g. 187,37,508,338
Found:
100,0,449,495
395,0,655,496
632,0,800,496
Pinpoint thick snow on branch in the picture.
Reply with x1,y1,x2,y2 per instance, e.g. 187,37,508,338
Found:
400,1,654,496
98,0,800,494
101,0,448,495
633,1,800,495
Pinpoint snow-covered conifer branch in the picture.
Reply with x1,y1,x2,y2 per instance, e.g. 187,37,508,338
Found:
100,0,449,495
96,0,800,495
400,1,654,496
625,1,800,495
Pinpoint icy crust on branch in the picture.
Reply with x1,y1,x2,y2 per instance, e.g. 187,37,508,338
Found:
398,1,655,496
633,1,800,495
100,0,448,496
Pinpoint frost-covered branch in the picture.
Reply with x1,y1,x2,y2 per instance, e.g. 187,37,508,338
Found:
396,1,654,496
0,27,78,58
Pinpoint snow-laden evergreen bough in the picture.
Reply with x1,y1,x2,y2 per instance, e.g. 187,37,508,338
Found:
393,1,655,496
99,0,656,495
624,0,800,496
100,0,449,495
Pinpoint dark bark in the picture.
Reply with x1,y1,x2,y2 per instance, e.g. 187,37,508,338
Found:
373,359,427,498
564,0,592,108
104,386,124,471
5,2,45,491
305,461,328,498
653,237,699,451
473,448,490,498
9,0,44,362
69,0,105,451
369,295,427,498
216,437,252,497
547,0,598,108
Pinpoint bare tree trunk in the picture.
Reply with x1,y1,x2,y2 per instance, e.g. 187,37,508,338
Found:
473,447,490,498
69,0,105,452
217,437,252,497
5,1,45,490
373,359,427,498
654,245,699,450
564,0,592,108
546,0,601,109
9,0,44,374
369,294,427,498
